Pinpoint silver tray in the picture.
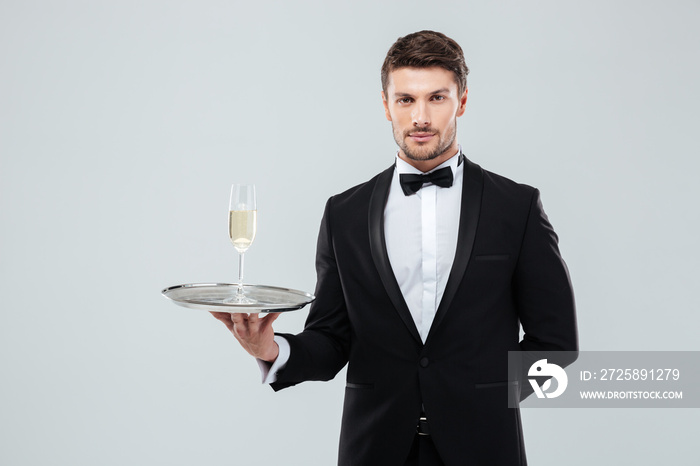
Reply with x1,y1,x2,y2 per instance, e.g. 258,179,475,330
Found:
161,283,315,313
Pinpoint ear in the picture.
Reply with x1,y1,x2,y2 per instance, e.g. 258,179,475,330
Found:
381,91,392,121
456,88,468,117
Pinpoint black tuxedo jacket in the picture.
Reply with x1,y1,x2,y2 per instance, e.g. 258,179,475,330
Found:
272,158,578,466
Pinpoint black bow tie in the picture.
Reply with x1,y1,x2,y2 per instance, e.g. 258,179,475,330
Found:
399,166,454,196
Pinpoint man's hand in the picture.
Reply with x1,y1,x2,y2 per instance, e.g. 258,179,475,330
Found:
210,311,281,362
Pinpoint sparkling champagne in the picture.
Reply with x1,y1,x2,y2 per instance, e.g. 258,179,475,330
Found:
229,210,257,253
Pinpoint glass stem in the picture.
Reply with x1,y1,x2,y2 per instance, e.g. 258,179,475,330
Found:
237,252,245,295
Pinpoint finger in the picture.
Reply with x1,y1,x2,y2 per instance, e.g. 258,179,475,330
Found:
210,311,230,321
231,324,244,343
210,311,234,332
248,313,268,331
259,312,281,329
230,312,248,328
231,312,251,337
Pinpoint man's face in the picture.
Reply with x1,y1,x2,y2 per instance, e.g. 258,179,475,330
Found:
382,67,467,170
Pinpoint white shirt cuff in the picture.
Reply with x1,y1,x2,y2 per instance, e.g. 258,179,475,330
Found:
256,335,290,384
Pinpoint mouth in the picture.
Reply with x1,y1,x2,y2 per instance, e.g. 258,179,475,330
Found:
408,131,436,143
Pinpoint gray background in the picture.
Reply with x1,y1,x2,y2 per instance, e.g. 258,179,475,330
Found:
1,0,698,464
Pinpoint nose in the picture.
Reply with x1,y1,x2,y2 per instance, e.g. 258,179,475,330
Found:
412,101,430,128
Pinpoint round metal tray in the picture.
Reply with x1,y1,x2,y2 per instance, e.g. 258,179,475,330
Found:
161,283,315,313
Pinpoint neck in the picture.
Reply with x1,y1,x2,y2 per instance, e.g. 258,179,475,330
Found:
398,143,460,173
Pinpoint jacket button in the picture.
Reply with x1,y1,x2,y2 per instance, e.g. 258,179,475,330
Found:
420,357,429,368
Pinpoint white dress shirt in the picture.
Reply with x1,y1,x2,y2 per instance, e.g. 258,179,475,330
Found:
258,148,463,382
385,150,462,342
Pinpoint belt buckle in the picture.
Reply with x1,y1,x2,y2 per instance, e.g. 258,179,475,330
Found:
416,416,430,436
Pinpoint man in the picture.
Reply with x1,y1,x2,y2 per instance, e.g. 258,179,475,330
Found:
212,30,578,465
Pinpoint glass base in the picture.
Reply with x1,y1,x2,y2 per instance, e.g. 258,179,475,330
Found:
223,285,257,305
223,295,257,305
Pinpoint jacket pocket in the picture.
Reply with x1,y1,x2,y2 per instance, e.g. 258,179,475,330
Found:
475,381,519,389
346,382,374,389
473,254,510,261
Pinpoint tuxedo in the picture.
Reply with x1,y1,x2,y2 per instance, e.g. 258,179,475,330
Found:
271,157,578,465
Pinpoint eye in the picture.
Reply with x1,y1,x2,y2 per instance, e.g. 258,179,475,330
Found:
431,95,446,101
397,97,414,104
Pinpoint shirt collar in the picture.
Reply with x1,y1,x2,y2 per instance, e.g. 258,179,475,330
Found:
394,145,463,176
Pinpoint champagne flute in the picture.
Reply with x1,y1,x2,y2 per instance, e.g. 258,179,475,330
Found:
228,184,257,304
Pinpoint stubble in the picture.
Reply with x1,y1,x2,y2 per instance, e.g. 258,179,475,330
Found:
393,120,458,162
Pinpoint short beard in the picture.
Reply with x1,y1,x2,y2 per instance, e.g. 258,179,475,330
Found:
393,121,457,162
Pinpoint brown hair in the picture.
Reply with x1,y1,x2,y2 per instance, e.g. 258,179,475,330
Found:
381,30,469,95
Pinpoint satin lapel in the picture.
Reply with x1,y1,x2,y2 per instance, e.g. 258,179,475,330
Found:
368,165,423,344
427,157,484,342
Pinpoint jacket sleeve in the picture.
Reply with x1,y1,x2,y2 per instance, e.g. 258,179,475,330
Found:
514,189,579,398
271,197,351,391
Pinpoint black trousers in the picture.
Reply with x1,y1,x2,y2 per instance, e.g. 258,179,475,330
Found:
404,434,445,466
